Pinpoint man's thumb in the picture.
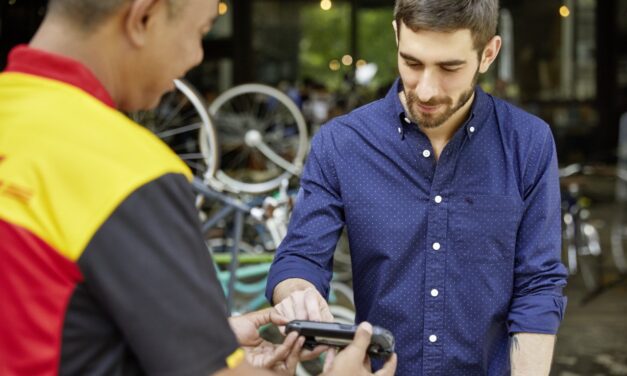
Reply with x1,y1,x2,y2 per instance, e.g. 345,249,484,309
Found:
349,322,373,352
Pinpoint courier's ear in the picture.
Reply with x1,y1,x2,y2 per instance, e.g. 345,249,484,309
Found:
124,0,162,48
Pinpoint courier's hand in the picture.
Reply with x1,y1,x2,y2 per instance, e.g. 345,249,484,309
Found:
228,307,304,375
321,322,397,376
229,307,287,346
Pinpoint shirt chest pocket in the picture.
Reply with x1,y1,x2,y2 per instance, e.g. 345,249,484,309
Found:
449,194,522,264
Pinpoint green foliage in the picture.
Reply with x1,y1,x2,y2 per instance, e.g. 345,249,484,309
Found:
357,8,398,89
299,5,398,91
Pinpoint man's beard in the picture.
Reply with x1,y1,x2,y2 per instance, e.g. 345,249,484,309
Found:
404,71,478,129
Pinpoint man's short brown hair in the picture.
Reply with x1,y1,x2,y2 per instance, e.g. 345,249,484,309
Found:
394,0,499,51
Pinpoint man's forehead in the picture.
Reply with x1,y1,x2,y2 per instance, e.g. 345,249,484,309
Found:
398,21,473,42
398,24,475,56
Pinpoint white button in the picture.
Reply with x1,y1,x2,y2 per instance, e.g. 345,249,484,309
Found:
429,335,438,343
422,150,431,158
431,289,439,297
434,195,442,204
432,242,441,251
404,117,411,124
398,127,402,134
469,126,476,133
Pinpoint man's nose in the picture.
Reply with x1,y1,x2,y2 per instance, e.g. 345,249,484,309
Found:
416,70,439,102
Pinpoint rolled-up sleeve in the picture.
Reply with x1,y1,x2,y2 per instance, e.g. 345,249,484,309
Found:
507,128,568,335
266,129,344,303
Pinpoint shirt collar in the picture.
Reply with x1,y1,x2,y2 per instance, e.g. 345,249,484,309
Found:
385,77,492,140
4,44,116,108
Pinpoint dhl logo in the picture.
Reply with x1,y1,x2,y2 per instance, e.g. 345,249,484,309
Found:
0,155,33,203
0,179,33,204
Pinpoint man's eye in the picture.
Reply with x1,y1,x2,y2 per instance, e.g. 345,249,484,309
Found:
442,67,461,73
405,61,422,68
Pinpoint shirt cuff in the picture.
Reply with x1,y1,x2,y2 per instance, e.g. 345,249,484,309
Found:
507,293,567,335
265,258,331,304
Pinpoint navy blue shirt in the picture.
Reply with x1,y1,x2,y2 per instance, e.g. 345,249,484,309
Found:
266,80,568,375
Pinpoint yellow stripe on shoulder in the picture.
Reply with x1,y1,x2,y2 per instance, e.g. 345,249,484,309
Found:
226,348,246,369
0,72,192,261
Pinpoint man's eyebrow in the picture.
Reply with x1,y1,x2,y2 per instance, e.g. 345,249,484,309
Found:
399,52,466,66
439,59,466,66
399,52,420,62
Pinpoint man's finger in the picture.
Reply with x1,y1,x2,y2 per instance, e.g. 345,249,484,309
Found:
319,302,335,322
276,298,296,321
304,289,322,321
374,353,398,376
292,290,308,320
346,322,373,353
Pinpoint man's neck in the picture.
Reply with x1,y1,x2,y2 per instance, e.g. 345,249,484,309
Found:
29,18,121,106
400,91,475,160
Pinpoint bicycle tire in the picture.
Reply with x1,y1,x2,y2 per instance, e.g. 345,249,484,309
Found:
131,79,220,183
208,83,308,194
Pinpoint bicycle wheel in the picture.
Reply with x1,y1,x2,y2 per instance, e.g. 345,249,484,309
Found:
208,84,308,194
131,79,219,182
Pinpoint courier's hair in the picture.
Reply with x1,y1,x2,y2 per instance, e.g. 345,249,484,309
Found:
394,0,499,51
47,0,181,30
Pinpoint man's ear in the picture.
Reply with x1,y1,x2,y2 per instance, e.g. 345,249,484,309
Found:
392,20,399,46
124,0,161,48
479,35,502,73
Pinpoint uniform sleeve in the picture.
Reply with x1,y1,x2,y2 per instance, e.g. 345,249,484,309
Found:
266,129,344,302
78,173,239,376
507,129,568,335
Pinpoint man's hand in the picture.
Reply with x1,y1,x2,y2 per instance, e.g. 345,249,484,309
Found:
274,286,334,361
321,322,397,376
228,307,303,375
274,286,334,323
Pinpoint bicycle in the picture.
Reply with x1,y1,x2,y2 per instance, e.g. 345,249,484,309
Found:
560,163,627,304
134,80,356,376
560,164,603,298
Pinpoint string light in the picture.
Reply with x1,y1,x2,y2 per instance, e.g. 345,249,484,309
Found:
356,59,367,68
559,5,570,17
329,59,341,71
341,54,353,66
320,0,332,11
219,1,228,16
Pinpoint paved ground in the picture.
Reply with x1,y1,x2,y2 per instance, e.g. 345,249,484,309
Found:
552,272,627,375
552,176,627,376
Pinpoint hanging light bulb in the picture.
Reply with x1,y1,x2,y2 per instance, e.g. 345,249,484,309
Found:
320,0,332,11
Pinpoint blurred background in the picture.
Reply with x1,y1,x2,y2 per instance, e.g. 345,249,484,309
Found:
1,0,626,375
